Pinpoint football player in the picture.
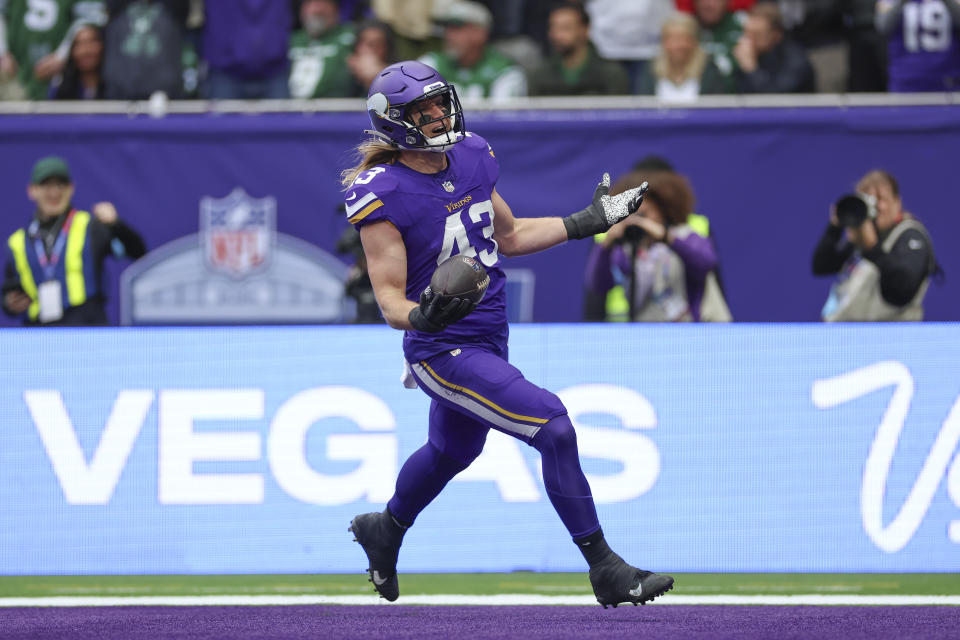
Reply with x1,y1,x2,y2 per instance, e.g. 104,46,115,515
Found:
342,60,672,608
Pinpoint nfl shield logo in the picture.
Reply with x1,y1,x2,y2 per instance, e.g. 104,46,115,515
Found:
442,181,455,192
200,188,276,277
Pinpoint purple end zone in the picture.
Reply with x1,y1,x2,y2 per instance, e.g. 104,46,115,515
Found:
1,605,959,640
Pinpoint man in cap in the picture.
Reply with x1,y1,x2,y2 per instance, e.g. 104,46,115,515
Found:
418,0,527,99
3,156,146,325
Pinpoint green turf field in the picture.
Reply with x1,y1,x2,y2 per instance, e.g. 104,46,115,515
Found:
1,574,958,598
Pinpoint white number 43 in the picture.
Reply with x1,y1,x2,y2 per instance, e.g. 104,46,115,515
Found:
437,199,499,267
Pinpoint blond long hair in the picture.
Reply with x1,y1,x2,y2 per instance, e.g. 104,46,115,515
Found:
653,13,707,86
340,138,402,189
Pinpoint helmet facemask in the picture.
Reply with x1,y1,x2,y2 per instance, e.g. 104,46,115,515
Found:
404,86,463,151
367,82,465,152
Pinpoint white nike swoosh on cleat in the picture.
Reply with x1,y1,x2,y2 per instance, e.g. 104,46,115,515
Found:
372,570,388,586
629,582,643,598
346,192,357,201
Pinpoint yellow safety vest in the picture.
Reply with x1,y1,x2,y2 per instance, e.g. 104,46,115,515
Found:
7,210,91,321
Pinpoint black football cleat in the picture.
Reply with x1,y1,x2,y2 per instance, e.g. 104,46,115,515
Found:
589,554,674,608
348,511,404,602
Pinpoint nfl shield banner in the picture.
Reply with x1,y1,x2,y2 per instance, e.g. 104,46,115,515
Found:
201,188,276,278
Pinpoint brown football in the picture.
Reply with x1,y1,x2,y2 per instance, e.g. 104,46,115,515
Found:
429,254,489,304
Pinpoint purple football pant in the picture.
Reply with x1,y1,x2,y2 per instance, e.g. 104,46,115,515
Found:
386,347,601,539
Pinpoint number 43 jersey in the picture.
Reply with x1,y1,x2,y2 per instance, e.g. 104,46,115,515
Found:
346,132,509,361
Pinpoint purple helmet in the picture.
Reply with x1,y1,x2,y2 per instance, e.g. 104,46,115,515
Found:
366,61,465,152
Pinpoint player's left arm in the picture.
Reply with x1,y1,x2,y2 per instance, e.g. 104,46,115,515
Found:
492,172,647,256
491,188,568,257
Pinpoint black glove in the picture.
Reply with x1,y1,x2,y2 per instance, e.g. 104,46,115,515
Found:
562,173,649,240
408,287,477,333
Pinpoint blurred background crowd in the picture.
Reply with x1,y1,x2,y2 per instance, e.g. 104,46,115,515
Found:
0,0,954,328
1,0,958,103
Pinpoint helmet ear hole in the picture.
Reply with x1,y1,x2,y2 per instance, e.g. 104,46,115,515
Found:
367,92,389,118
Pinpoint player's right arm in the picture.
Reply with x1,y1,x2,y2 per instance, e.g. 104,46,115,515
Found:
562,173,648,241
360,220,472,333
359,220,418,331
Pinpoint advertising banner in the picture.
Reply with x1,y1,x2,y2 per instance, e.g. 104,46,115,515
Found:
1,324,958,574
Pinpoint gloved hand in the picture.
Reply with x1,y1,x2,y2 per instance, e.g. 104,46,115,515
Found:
562,173,649,240
408,287,477,333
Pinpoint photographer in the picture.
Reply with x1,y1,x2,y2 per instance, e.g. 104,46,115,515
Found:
813,169,937,322
335,222,383,324
584,172,720,322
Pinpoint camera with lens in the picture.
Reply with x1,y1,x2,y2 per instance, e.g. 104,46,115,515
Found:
834,192,877,228
615,224,647,245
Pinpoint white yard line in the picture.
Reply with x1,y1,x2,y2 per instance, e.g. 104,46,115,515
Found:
1,594,959,607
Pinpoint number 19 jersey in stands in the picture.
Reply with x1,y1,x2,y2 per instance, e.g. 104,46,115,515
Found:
885,0,960,92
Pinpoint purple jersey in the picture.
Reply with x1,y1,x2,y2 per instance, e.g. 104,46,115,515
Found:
886,0,960,92
346,133,508,361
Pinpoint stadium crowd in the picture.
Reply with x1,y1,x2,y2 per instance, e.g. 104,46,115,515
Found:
0,0,958,102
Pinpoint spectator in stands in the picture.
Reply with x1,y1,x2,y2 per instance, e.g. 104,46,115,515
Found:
203,0,293,99
0,0,106,100
2,156,146,326
689,0,746,85
101,0,188,100
49,24,104,99
288,0,356,98
0,9,25,99
636,11,732,99
418,0,526,99
846,0,888,92
339,0,371,23
813,169,938,321
677,0,754,12
370,0,437,61
734,2,815,92
585,0,674,93
527,1,629,96
754,0,886,93
478,0,546,77
756,0,844,92
346,18,396,96
877,0,960,92
584,171,722,322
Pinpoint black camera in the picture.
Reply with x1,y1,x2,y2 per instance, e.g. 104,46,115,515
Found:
835,193,877,228
616,225,647,245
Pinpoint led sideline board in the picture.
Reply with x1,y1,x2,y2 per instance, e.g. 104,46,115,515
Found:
1,324,957,574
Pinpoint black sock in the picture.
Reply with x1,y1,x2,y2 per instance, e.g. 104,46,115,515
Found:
384,507,410,535
573,528,614,568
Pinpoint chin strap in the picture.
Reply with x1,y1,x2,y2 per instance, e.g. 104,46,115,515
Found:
423,131,464,152
364,129,463,153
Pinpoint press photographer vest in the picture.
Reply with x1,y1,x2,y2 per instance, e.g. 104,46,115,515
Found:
822,219,933,322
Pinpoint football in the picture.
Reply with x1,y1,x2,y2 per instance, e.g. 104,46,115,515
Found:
429,254,490,304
